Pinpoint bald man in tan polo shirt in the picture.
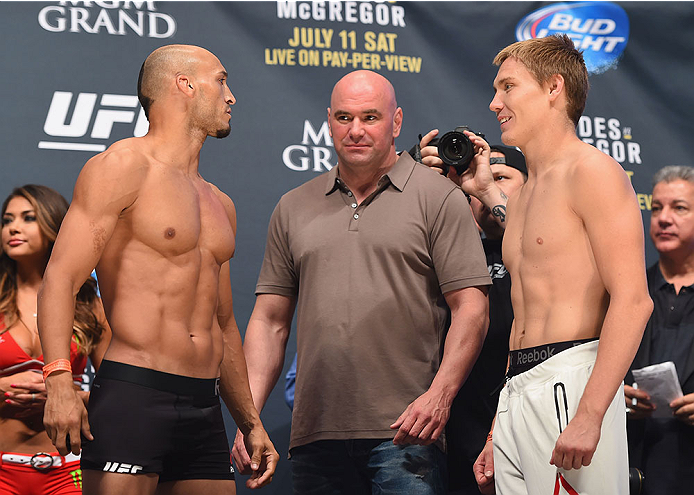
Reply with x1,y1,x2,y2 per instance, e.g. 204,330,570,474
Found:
231,70,491,493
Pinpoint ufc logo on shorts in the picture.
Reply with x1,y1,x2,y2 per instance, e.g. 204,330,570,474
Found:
39,91,149,152
103,461,143,474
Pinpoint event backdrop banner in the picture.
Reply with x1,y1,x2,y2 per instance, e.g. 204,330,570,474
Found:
1,1,692,493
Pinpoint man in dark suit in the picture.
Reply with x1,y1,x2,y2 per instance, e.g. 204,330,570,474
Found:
626,165,694,495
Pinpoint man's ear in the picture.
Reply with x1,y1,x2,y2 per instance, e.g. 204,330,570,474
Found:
327,107,333,137
393,107,403,138
177,75,194,96
547,74,565,101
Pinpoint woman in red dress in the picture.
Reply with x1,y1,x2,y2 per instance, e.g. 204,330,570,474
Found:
0,184,110,494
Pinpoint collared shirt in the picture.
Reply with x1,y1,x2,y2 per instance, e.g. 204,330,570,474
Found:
627,263,694,494
256,152,491,450
648,263,694,383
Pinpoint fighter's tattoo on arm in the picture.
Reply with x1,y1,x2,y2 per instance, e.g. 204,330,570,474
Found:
500,190,508,201
492,205,507,223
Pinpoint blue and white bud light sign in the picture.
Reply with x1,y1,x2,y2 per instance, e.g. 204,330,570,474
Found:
516,2,629,74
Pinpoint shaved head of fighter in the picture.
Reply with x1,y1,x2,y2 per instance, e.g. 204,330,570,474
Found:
137,44,235,139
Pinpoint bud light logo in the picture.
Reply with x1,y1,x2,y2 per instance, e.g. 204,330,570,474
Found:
516,2,629,74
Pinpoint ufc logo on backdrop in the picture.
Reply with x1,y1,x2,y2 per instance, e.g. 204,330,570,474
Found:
39,91,149,152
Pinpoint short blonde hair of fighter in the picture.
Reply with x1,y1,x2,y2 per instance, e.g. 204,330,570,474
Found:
494,34,589,127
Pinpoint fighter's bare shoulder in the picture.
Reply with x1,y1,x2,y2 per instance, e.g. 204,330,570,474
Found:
566,140,637,216
75,137,151,211
568,141,632,192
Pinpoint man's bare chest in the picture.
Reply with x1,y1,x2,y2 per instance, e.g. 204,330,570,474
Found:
116,177,235,263
505,188,584,272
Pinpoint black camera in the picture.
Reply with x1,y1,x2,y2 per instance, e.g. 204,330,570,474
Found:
410,126,485,175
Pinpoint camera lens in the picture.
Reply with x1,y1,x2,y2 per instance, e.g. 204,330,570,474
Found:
437,130,474,171
444,137,464,161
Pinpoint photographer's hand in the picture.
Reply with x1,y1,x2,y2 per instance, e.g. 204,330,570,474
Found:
419,129,473,186
418,129,446,172
459,132,495,197
461,132,510,230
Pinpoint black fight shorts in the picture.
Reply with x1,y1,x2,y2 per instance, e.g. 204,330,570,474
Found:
81,360,235,483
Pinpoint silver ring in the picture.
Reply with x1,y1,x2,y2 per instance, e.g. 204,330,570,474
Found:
31,393,35,402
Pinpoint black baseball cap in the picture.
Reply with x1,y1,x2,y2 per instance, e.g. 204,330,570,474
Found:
489,145,527,176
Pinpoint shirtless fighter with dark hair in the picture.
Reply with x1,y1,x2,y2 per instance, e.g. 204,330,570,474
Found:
38,44,278,495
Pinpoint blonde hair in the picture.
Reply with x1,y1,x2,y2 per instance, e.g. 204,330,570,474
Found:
0,185,104,354
494,34,589,126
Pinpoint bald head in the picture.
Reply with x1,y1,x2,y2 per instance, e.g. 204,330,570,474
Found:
328,70,402,169
330,70,397,115
137,44,214,120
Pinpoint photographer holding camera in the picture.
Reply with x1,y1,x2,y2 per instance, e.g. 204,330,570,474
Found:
412,129,526,494
414,127,515,235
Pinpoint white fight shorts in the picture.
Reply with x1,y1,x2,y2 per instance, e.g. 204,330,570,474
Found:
493,340,628,495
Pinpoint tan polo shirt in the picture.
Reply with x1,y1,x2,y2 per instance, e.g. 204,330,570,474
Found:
256,152,491,450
